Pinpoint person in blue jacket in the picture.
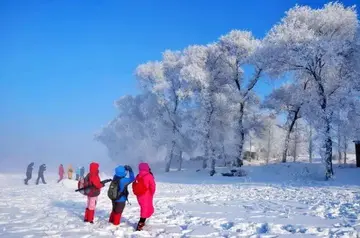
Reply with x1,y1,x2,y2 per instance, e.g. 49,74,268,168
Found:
80,166,85,178
109,165,134,225
76,167,80,181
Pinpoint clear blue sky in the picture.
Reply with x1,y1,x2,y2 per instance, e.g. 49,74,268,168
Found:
0,0,357,169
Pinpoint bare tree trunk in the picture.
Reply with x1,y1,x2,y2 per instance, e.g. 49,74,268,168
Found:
203,98,214,169
222,144,227,166
165,140,176,172
309,125,313,163
237,103,246,166
343,135,348,164
324,118,334,179
293,121,299,162
178,151,183,171
282,109,300,163
266,127,272,165
210,150,216,175
249,134,252,162
164,93,179,173
313,72,333,179
282,130,291,163
337,123,342,165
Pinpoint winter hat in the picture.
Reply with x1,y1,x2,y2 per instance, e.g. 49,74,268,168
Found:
139,162,150,172
115,165,126,177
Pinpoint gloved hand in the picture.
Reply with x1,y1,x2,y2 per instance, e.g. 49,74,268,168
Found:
124,165,132,171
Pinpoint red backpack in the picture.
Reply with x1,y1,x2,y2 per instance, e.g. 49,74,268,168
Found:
132,175,147,196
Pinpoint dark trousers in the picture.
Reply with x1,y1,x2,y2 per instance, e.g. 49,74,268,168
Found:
112,201,126,214
24,174,32,185
36,174,46,184
109,201,126,225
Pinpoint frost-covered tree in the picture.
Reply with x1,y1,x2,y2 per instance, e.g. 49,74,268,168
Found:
263,79,310,163
181,44,240,173
95,93,166,165
136,51,196,172
216,30,263,165
259,2,359,179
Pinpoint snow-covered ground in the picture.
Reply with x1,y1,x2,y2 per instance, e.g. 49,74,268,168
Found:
0,160,360,237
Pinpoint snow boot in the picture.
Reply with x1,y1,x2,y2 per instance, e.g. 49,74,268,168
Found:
109,212,114,223
87,209,95,223
84,208,89,222
112,213,121,225
136,222,145,231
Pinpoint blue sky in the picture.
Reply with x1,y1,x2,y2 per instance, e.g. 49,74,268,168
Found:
0,0,358,169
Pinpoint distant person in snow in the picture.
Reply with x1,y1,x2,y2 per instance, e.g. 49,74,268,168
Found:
24,162,34,185
132,162,156,231
67,165,73,179
84,162,104,224
108,165,135,226
80,166,85,179
76,167,80,181
58,164,65,183
36,164,47,185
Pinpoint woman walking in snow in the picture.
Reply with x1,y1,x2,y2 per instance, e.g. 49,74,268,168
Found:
108,165,135,225
84,162,104,223
58,164,64,183
132,162,156,231
67,164,73,179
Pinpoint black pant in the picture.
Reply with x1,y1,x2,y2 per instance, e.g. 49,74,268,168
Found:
36,174,46,184
112,201,125,214
139,218,146,223
24,174,32,185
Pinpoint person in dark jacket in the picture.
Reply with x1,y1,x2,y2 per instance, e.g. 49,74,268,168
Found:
24,162,34,185
36,164,47,185
109,165,135,225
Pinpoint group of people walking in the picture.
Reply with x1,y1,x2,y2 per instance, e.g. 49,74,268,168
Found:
24,161,156,231
24,162,47,185
25,162,86,184
81,162,156,231
58,164,85,182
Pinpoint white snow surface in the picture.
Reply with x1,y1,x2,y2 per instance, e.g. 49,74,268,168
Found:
0,161,360,238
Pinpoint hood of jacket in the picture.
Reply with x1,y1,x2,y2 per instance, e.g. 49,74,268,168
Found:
89,162,99,175
115,166,126,177
139,162,150,172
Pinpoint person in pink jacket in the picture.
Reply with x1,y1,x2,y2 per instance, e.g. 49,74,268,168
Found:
57,164,65,183
133,162,156,231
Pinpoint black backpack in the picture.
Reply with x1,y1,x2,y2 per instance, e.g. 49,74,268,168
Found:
107,177,129,201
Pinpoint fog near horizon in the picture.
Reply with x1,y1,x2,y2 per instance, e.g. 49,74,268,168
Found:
0,125,109,173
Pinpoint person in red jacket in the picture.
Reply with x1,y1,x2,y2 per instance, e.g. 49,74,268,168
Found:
134,162,156,231
57,164,64,183
84,162,104,223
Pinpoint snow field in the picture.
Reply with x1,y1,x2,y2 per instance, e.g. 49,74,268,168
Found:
0,162,360,237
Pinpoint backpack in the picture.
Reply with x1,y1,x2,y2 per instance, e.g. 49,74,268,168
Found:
77,174,91,196
107,177,129,201
132,175,147,196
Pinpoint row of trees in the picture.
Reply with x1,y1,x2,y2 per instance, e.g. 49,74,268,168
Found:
96,3,360,179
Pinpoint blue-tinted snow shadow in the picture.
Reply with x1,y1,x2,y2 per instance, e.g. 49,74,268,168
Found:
52,200,90,220
52,200,110,222
51,200,137,228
